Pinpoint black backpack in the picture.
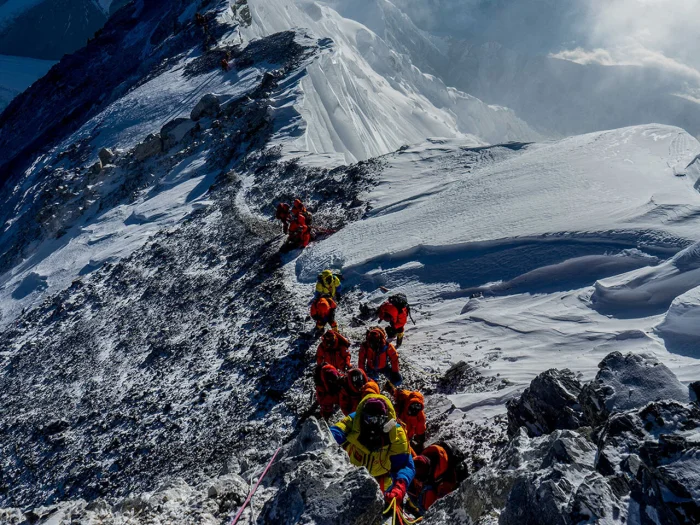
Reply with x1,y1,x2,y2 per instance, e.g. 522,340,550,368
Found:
435,440,469,483
389,293,409,311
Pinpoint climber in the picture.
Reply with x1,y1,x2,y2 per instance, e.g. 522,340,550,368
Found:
358,327,402,386
290,198,308,221
377,293,411,347
275,202,290,233
310,294,337,333
286,212,311,249
407,443,460,516
388,385,427,452
339,368,381,416
221,58,230,72
316,329,352,372
330,394,415,506
313,269,342,300
314,363,342,420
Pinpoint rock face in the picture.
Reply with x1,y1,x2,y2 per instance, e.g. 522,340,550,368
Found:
0,474,248,525
506,368,584,437
133,133,163,161
98,148,115,165
429,353,700,525
579,352,690,427
690,381,700,403
596,401,700,525
0,417,385,525
160,118,198,150
257,418,384,525
191,94,221,121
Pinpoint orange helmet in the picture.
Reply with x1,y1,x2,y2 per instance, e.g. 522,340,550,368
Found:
322,330,338,347
366,327,386,350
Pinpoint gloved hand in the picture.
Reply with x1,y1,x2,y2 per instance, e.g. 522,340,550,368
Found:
384,479,407,503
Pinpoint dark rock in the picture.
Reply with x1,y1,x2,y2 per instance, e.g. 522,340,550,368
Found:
579,352,689,427
160,118,197,150
506,368,584,437
190,94,221,121
597,401,700,525
259,417,384,525
98,148,115,165
133,134,163,161
690,381,700,404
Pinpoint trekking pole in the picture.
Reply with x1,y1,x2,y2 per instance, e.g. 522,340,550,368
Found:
229,447,281,525
408,308,416,326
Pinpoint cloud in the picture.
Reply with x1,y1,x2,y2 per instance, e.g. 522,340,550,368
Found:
391,0,700,83
551,44,700,84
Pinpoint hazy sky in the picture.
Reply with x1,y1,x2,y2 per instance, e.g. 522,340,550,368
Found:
392,0,700,82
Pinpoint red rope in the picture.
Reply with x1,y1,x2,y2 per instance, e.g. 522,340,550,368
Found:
229,447,281,525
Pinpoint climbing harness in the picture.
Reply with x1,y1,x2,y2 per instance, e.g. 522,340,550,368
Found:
229,447,281,525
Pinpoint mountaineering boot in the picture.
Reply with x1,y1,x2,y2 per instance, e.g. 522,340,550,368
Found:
396,332,404,348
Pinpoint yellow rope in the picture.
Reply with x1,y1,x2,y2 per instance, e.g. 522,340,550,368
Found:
383,497,424,525
382,498,400,525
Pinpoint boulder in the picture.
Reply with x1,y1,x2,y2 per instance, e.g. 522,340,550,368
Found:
579,352,690,427
596,401,700,525
160,118,197,149
134,133,163,161
690,381,700,404
258,418,384,524
98,147,115,165
427,428,601,525
190,94,221,121
506,368,585,437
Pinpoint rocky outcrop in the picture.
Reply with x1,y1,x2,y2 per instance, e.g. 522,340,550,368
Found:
429,352,700,525
191,94,221,121
257,418,384,525
98,148,115,165
596,400,700,524
506,368,584,437
0,475,248,525
690,381,700,403
160,118,198,150
0,418,384,525
133,133,163,161
579,352,689,427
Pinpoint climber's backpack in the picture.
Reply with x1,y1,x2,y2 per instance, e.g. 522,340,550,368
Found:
302,210,313,226
389,293,409,312
435,440,469,484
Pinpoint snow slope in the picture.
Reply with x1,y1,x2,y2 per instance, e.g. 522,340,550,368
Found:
300,124,700,419
238,0,539,163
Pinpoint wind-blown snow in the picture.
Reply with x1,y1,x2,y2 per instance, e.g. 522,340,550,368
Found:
238,0,539,163
302,125,700,274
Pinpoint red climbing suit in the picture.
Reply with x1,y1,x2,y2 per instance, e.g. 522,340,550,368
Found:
316,330,351,371
314,363,341,420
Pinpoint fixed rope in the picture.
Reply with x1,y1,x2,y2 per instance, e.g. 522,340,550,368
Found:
229,447,281,525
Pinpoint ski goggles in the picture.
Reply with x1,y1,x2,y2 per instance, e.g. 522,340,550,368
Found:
363,414,385,426
407,402,423,416
350,372,365,388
